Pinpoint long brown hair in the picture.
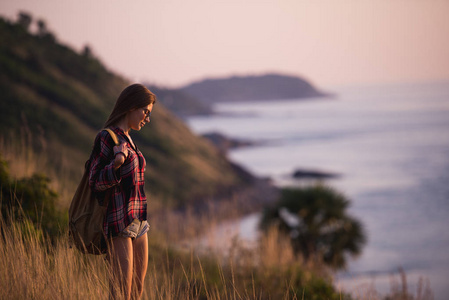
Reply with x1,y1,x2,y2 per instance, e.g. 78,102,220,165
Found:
104,84,156,128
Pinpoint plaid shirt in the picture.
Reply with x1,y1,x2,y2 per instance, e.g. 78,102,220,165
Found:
88,127,147,237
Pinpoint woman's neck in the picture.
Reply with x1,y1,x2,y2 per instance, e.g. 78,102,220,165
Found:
115,119,130,136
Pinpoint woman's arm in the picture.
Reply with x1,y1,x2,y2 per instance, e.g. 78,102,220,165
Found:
89,131,122,192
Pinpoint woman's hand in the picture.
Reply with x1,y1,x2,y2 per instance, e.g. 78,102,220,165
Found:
113,143,128,170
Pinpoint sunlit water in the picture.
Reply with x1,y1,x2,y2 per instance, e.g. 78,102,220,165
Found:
186,81,449,299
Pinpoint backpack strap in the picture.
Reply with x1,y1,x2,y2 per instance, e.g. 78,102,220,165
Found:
102,128,119,146
86,128,120,170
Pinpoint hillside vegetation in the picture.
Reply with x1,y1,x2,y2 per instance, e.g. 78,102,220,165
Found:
0,16,252,209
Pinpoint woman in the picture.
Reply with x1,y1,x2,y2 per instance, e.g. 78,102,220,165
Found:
89,83,156,299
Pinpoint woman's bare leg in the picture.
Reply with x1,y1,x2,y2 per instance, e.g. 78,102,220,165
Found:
109,237,133,300
132,233,148,299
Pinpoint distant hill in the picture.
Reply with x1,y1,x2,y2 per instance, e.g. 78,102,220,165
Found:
0,16,253,209
180,74,330,105
145,85,213,117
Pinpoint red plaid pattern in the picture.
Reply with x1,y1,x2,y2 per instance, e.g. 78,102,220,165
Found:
88,127,147,237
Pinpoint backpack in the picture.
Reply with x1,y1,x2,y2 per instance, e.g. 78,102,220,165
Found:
68,128,119,255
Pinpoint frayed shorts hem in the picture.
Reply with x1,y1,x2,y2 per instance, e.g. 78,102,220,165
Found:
116,219,149,240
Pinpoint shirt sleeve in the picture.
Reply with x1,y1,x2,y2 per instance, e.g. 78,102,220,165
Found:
89,130,121,192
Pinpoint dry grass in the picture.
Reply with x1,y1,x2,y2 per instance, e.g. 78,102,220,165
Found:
0,212,307,300
0,216,109,299
1,211,434,300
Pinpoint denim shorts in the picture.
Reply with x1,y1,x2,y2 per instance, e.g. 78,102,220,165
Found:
118,219,149,240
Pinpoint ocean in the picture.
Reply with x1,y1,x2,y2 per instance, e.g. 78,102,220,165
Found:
186,81,449,299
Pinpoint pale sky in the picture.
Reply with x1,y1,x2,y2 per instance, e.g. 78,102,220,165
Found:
2,0,449,89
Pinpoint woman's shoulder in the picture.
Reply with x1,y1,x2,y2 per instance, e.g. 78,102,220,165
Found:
94,129,112,143
92,128,118,152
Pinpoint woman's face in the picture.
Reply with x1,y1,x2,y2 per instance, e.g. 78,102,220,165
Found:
127,104,153,131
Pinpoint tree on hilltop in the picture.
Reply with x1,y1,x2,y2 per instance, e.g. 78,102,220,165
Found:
18,11,32,31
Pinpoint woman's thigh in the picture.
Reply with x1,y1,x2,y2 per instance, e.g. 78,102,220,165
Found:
133,233,148,281
109,237,134,298
110,237,133,274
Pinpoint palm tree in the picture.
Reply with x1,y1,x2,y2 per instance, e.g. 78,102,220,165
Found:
260,185,366,269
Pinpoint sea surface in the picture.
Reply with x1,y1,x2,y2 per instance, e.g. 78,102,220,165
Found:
186,81,449,299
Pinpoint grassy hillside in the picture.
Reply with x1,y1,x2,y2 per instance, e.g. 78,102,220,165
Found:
0,16,252,209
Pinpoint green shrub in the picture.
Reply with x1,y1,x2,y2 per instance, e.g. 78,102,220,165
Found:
261,185,366,270
0,154,65,238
